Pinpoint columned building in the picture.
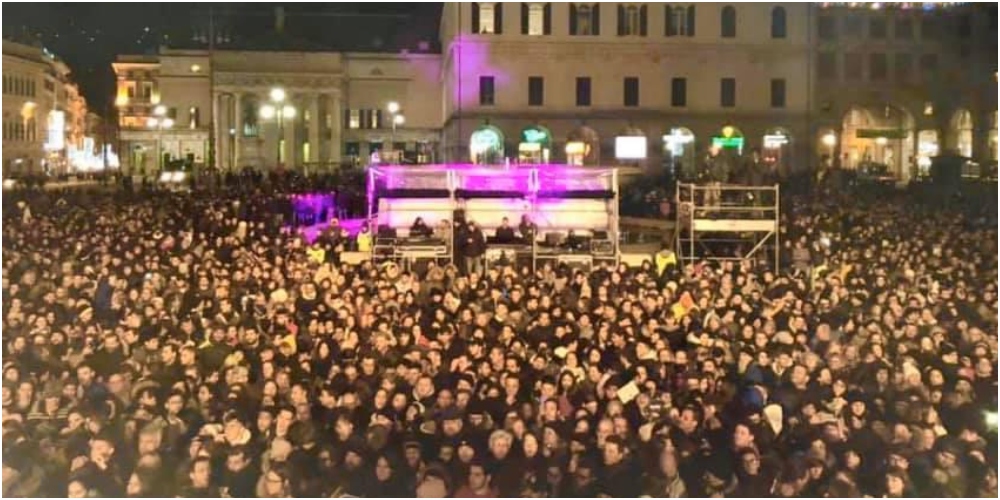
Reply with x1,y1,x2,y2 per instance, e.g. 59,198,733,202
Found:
811,2,997,180
114,48,441,174
439,3,814,175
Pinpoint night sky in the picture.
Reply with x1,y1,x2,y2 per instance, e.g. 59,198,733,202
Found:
3,3,440,114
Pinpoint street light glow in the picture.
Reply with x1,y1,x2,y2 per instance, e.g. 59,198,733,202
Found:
387,101,400,114
162,118,174,129
269,87,286,103
153,105,167,117
260,104,277,119
822,133,837,147
393,114,405,126
281,105,296,119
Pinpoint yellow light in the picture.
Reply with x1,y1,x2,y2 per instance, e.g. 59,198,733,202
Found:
269,88,286,103
822,133,837,147
722,126,735,138
875,137,888,146
393,114,405,126
387,101,400,114
153,105,167,117
115,95,129,107
260,104,276,119
190,64,201,73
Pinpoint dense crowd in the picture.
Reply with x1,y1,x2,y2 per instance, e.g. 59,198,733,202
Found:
2,181,997,498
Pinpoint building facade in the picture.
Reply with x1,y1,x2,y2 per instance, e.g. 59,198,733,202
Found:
3,40,89,175
811,2,997,180
113,47,441,174
439,2,814,175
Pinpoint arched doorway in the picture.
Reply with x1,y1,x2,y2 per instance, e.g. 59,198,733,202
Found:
840,105,914,180
663,127,697,180
916,130,939,177
950,109,973,158
762,127,792,175
566,126,600,166
518,125,552,164
470,125,505,164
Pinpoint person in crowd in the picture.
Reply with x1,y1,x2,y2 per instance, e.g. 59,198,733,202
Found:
1,177,997,499
410,217,434,239
494,217,517,245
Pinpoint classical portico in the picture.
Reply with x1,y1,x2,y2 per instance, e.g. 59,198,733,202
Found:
214,72,344,171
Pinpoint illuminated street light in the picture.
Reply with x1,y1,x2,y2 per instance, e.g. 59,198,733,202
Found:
260,88,296,167
387,102,405,163
393,114,405,126
269,87,286,103
387,101,400,114
821,133,837,147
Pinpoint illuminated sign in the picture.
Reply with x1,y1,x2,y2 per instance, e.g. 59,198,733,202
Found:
763,134,789,148
565,141,588,155
45,110,65,152
712,136,744,149
521,127,550,145
663,128,695,156
470,129,502,154
615,136,647,160
518,142,541,153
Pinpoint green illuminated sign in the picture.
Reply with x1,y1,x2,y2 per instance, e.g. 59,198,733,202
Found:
712,136,744,149
521,127,551,146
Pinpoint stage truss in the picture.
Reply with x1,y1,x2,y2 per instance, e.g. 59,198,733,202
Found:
675,183,780,271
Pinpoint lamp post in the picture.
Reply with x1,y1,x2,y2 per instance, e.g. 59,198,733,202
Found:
260,88,296,169
147,105,174,175
821,132,837,166
387,101,405,164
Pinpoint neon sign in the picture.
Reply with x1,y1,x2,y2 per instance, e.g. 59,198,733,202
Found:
521,128,550,145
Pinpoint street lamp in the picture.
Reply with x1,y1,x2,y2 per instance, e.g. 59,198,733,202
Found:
148,105,174,174
260,87,296,168
387,101,405,164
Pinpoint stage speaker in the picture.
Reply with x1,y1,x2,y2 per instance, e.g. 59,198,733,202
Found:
544,232,563,247
377,225,397,239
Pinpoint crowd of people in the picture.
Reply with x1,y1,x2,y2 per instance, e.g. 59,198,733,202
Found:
1,178,997,498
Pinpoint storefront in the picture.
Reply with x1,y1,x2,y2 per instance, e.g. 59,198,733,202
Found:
518,125,552,164
762,128,792,174
470,125,505,165
662,127,696,179
566,126,600,166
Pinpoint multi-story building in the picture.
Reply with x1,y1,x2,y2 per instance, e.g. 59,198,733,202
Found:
2,39,90,175
111,3,996,177
439,3,814,174
113,8,442,174
812,2,997,180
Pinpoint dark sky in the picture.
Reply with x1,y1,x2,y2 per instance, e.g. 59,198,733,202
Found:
3,3,440,114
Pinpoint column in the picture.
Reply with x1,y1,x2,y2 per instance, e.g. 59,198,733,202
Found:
234,93,243,168
283,94,296,168
328,92,343,165
308,93,320,167
212,92,221,169
973,110,992,167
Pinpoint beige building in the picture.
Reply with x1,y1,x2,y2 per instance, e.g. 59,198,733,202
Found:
3,40,89,175
439,2,814,174
114,47,441,174
811,2,997,180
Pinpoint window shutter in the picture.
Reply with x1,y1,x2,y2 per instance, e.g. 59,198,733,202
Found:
472,3,480,33
687,5,696,36
495,3,504,34
617,4,625,36
640,5,648,36
521,3,529,34
665,5,675,36
569,3,578,34
544,3,552,34
592,4,600,35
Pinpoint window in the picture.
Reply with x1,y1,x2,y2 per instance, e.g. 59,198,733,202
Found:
920,17,937,39
870,17,887,39
844,15,863,37
670,77,687,107
479,76,496,105
895,18,913,39
473,2,503,34
44,80,54,91
869,53,888,81
919,53,938,75
818,52,837,79
522,3,550,35
141,81,153,99
894,53,913,82
623,77,639,107
720,78,736,107
126,81,137,98
347,109,360,129
770,79,786,108
189,106,200,129
528,76,544,106
666,5,695,37
576,77,591,106
720,5,736,38
957,14,971,38
617,4,647,36
771,7,786,39
818,16,836,40
570,4,600,36
844,52,863,80
367,110,382,129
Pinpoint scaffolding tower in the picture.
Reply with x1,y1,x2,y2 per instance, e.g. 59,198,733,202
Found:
675,183,780,271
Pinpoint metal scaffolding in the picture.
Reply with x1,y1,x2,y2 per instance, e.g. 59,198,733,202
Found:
675,183,780,271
